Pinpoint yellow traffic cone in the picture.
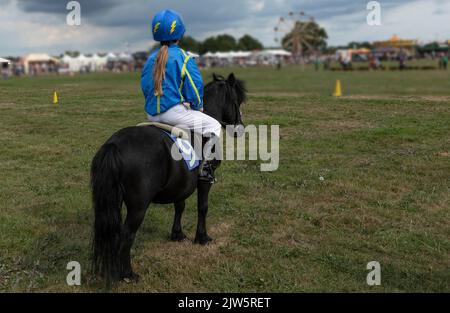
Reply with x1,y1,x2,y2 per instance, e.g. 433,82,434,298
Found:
333,80,342,97
53,91,59,105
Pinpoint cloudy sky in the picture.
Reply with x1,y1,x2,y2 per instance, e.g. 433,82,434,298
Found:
1,0,450,56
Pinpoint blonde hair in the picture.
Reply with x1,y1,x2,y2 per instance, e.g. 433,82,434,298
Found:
153,45,169,96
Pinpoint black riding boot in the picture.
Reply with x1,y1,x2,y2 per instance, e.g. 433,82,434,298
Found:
198,160,216,183
199,134,220,184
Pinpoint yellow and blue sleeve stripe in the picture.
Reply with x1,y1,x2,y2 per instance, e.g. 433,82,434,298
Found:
179,49,203,109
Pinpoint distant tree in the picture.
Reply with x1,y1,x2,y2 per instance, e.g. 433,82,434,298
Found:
200,34,238,53
199,37,219,54
148,33,265,54
148,36,201,54
216,34,237,51
237,34,264,51
323,46,338,54
180,36,200,53
64,50,80,57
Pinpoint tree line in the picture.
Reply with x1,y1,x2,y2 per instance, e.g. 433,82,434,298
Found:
149,20,333,56
151,34,264,54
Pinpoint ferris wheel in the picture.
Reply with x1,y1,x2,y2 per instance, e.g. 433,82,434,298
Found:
274,11,316,63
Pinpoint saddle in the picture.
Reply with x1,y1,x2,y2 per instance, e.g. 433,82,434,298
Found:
137,122,200,171
137,122,190,140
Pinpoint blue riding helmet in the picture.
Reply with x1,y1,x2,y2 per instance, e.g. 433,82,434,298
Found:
152,9,186,42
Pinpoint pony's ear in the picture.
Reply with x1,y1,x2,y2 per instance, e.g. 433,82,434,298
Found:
213,73,224,82
227,73,236,86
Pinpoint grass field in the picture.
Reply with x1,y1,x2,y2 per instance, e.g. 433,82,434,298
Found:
0,66,449,292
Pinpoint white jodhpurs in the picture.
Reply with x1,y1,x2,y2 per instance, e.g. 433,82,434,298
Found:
147,104,222,138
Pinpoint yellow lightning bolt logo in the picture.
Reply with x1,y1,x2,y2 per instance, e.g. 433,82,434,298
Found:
170,20,177,34
153,22,160,34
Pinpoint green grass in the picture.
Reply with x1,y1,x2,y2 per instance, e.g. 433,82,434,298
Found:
0,66,449,292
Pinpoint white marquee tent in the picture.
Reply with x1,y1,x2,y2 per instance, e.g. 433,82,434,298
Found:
187,51,200,58
92,53,108,70
253,49,293,65
203,51,253,59
202,50,291,59
106,52,118,62
21,53,59,74
255,49,292,57
1,58,11,78
106,52,133,62
202,49,292,66
118,52,133,62
61,53,109,72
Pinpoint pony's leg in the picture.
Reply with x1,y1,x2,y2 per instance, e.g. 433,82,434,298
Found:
194,181,213,245
171,201,187,241
120,197,149,281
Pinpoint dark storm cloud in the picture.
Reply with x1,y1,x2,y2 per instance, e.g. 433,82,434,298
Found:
0,0,425,55
15,0,121,15
93,0,410,29
7,0,412,29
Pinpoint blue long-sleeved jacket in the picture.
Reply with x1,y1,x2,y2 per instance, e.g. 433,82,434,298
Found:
141,45,204,116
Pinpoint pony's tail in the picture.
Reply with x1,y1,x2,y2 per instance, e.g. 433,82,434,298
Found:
153,44,169,96
90,143,124,284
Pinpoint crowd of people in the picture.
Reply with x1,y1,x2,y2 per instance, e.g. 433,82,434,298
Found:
327,49,450,71
2,47,449,80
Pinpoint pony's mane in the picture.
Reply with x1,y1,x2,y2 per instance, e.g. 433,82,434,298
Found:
234,77,247,105
206,74,247,105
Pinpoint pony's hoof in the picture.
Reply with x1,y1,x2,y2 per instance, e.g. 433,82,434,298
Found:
194,234,213,245
171,231,187,242
122,272,140,283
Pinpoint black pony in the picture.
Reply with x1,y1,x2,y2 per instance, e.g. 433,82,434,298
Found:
91,73,246,283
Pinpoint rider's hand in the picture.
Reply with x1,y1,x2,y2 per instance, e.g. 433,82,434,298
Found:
199,108,204,112
182,102,191,109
